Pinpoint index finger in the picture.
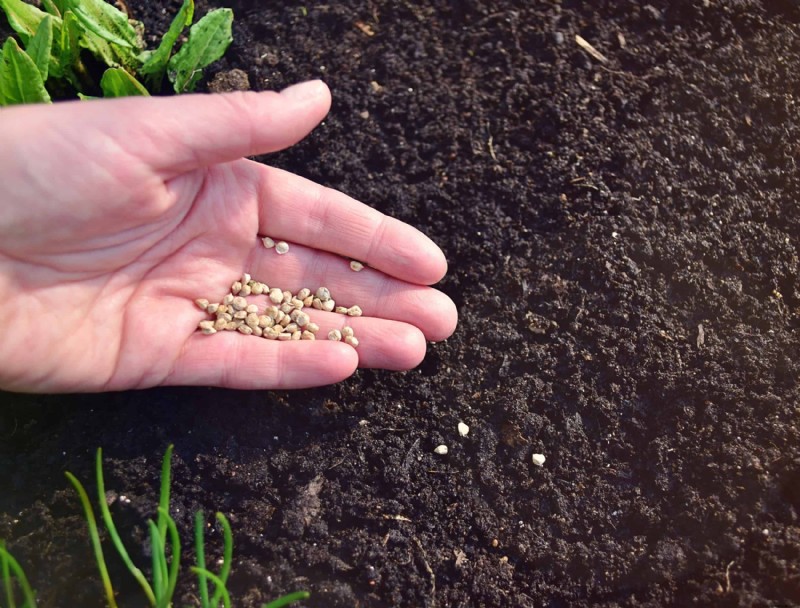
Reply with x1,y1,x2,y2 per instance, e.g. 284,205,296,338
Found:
255,165,448,286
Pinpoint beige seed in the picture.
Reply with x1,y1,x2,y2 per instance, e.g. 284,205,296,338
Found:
312,298,323,310
307,322,320,334
206,303,219,314
282,290,293,304
251,282,264,295
217,304,229,314
347,305,363,317
277,332,292,341
284,323,298,334
242,272,251,284
232,296,247,311
274,310,286,324
335,306,349,314
262,236,275,249
231,281,242,294
297,288,311,300
201,327,217,335
275,241,289,255
238,284,251,297
238,325,253,335
265,306,280,319
269,288,284,304
246,313,259,327
328,329,342,341
280,315,291,327
198,320,215,331
245,304,259,314
225,321,239,331
217,312,233,322
265,328,281,339
280,302,293,314
316,287,331,301
295,311,310,327
291,330,301,340
303,295,314,307
291,298,304,310
223,294,234,305
344,335,359,348
350,260,364,272
252,326,263,337
434,445,448,455
301,330,316,340
214,318,228,331
322,299,336,312
195,298,209,310
341,326,354,338
258,315,273,328
233,310,248,320
289,309,301,322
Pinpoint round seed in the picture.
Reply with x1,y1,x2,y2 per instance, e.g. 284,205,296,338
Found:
269,288,284,304
279,315,291,327
232,296,247,311
231,281,242,294
258,315,273,328
316,287,331,301
312,298,323,310
458,422,470,437
301,330,316,340
291,298,305,310
195,298,209,310
275,241,289,255
280,303,293,314
434,445,448,455
282,290,293,304
233,310,248,320
322,299,336,312
291,330,302,340
214,318,228,330
350,260,364,272
341,326,354,338
265,328,281,339
335,306,349,314
201,327,217,335
198,320,215,331
245,304,259,314
303,295,314,307
274,310,286,324
238,284,251,297
217,304,229,314
297,288,311,300
222,294,234,305
344,335,359,348
347,305,363,317
295,311,310,327
531,453,546,467
328,329,342,341
242,272,251,284
217,312,233,322
265,306,280,319
225,321,239,331
252,326,263,337
238,325,253,335
251,282,264,295
277,332,292,341
246,313,259,327
307,322,320,334
262,236,275,249
284,323,299,334
206,303,219,314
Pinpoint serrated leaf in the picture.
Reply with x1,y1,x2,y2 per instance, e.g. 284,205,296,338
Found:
100,66,148,97
62,0,141,51
140,0,193,91
26,14,53,81
167,8,232,94
0,36,51,104
0,0,57,45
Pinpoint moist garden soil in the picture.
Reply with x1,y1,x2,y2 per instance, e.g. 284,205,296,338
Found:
2,0,800,606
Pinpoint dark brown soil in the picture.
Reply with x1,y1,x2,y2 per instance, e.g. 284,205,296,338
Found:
2,1,800,606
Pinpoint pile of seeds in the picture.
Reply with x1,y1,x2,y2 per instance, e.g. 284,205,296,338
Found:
195,273,360,347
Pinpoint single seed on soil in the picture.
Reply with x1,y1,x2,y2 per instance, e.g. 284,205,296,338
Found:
307,322,320,334
531,453,546,467
269,288,284,304
195,298,209,310
335,306,349,314
231,281,242,294
245,304,259,314
316,287,331,301
328,329,342,341
434,445,448,455
262,236,275,249
350,260,364,272
301,330,315,340
232,296,247,311
322,299,336,312
458,422,470,437
275,241,289,255
344,335,359,348
347,305,363,317
297,288,311,300
341,326,354,338
206,303,219,314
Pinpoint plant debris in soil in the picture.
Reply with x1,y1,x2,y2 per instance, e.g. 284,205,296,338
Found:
2,1,800,606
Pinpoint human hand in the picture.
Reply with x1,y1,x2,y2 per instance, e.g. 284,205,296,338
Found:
0,81,457,392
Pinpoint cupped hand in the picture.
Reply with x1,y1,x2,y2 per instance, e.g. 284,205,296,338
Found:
0,81,457,392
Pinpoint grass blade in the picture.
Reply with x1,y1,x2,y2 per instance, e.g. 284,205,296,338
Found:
157,508,181,606
95,448,156,605
262,591,311,608
157,445,174,544
0,545,36,608
195,511,210,608
64,471,118,608
191,568,230,608
210,513,232,607
148,520,166,605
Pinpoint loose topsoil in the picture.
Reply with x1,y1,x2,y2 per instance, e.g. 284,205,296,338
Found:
2,1,800,606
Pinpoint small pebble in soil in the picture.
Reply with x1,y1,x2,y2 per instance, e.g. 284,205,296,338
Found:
434,445,448,455
531,453,546,467
458,422,470,437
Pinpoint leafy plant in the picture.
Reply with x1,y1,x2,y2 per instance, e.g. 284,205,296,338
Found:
0,0,233,105
0,445,310,608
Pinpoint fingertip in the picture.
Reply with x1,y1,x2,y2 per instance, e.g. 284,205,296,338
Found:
428,295,459,342
391,326,428,371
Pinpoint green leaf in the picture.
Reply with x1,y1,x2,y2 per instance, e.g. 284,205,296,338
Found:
26,14,53,81
0,37,51,105
41,0,61,17
140,0,193,91
167,7,232,94
0,0,56,45
58,9,80,71
100,66,148,97
61,0,140,50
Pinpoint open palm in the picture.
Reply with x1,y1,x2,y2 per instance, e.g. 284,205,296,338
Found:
0,81,457,392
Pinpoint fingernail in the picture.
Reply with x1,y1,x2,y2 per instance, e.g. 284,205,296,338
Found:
280,79,325,102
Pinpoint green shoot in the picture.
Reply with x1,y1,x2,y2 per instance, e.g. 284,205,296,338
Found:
0,541,37,608
263,591,312,608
